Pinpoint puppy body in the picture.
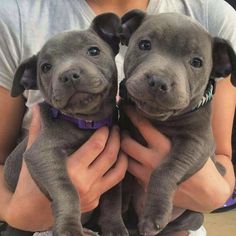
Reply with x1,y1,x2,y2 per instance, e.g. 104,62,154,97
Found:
120,11,236,235
4,13,127,236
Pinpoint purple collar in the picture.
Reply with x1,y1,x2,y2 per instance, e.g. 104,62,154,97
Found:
50,107,113,130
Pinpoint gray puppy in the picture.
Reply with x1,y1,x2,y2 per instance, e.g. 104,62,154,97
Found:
119,10,236,236
4,13,126,236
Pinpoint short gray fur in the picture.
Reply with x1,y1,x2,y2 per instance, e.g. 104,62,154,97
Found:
119,10,236,236
4,13,126,236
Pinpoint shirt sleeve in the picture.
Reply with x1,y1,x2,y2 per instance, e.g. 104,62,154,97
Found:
0,0,22,91
207,0,236,51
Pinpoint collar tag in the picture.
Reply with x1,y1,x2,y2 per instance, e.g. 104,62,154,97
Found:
82,120,94,129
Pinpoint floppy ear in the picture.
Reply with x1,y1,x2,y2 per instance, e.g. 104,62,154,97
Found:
11,55,38,97
120,9,146,45
91,13,121,55
211,37,236,86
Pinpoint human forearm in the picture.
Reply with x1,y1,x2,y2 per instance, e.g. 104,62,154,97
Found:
174,156,235,212
0,87,26,164
0,165,12,221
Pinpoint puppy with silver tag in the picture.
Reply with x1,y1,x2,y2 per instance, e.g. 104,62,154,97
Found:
119,10,236,236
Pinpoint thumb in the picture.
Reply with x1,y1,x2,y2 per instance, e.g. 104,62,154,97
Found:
27,105,41,149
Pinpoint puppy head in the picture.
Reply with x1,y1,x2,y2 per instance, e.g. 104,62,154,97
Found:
120,10,236,120
11,13,121,120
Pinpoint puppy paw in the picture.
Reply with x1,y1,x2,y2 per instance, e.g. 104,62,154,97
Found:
83,228,100,236
53,223,84,236
139,215,168,236
53,230,83,236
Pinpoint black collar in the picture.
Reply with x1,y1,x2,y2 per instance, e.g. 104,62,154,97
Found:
191,79,215,112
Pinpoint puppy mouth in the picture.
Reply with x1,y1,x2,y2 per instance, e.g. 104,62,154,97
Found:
67,92,103,108
128,94,174,120
65,91,106,115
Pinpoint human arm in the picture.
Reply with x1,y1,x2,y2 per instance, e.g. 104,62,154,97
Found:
0,87,26,164
0,86,25,220
121,76,236,212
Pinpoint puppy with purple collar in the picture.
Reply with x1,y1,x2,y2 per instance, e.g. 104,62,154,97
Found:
4,13,127,236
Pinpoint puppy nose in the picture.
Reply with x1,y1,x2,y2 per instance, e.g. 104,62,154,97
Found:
59,70,80,84
147,75,171,92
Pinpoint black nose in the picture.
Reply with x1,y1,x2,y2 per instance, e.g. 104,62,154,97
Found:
59,69,80,84
147,75,171,92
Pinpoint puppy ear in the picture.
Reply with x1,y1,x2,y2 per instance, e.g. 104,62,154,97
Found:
120,9,146,45
91,13,121,55
11,54,38,97
211,37,236,86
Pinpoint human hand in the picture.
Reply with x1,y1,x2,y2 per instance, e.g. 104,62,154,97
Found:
67,123,128,213
120,106,171,189
5,105,127,231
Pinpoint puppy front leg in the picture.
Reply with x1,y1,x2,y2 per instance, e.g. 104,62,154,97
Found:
138,162,177,236
24,145,83,236
159,210,204,235
99,183,129,236
139,141,208,236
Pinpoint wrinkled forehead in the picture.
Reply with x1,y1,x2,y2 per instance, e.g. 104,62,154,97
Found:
133,14,212,56
39,30,110,61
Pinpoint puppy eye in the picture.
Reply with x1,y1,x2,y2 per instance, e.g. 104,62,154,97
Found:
190,57,203,68
139,40,151,50
88,47,100,56
41,63,52,73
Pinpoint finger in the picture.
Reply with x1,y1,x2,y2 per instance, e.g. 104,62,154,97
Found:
68,126,109,167
89,125,120,177
127,158,143,177
128,158,151,190
121,132,158,167
124,106,171,152
27,105,41,148
80,199,99,213
100,151,128,193
127,158,148,186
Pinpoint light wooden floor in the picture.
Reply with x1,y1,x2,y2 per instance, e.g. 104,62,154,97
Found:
204,210,236,236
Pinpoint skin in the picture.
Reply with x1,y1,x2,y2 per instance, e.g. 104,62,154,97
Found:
0,0,235,234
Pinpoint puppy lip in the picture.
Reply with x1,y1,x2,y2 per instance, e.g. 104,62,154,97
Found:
127,93,166,110
67,91,102,106
127,93,174,119
136,105,174,121
62,85,111,114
